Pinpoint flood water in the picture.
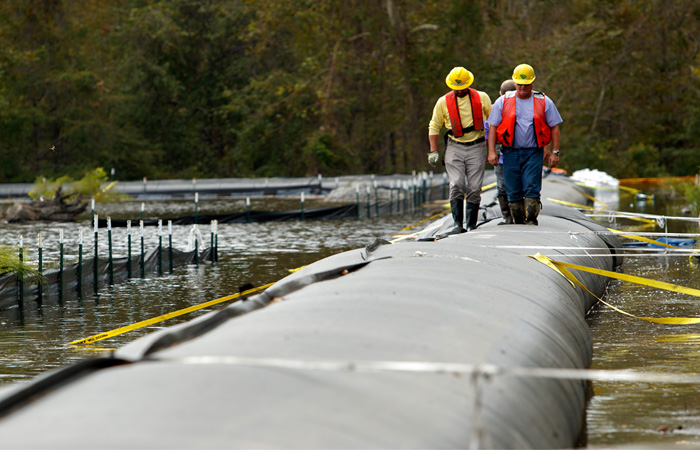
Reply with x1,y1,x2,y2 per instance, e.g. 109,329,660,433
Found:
586,185,700,448
1,184,700,447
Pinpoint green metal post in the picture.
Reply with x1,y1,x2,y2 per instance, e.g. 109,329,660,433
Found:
194,192,199,225
127,221,132,278
18,235,23,307
94,214,98,292
108,217,113,285
38,233,43,304
140,220,145,278
168,220,173,273
59,228,64,303
78,229,83,294
158,220,163,276
366,186,371,218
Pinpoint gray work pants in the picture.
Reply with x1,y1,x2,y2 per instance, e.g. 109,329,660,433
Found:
445,139,487,204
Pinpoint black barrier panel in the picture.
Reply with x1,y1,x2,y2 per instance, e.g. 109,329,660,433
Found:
0,247,215,309
98,205,359,227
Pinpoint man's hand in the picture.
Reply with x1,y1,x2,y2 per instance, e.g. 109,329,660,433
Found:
547,153,560,168
487,150,498,166
428,151,439,167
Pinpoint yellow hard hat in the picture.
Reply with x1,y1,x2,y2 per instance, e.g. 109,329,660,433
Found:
512,64,536,85
445,67,474,90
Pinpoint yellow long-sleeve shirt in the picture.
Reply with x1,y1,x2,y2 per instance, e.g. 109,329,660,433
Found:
428,90,493,143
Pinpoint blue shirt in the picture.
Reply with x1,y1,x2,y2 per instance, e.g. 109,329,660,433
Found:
487,93,563,148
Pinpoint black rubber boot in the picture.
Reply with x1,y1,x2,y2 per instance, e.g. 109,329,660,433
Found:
524,197,541,225
509,200,525,224
444,198,465,235
465,202,480,231
497,194,513,225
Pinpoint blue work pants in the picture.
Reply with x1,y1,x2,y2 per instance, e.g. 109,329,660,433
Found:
501,146,543,202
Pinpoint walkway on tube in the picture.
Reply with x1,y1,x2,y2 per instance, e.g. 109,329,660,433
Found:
0,176,622,449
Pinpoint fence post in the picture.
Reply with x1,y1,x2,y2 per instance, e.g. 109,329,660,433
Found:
93,214,99,292
194,192,199,225
59,228,64,303
210,221,215,263
78,228,83,294
168,220,173,273
366,186,371,218
127,220,132,278
37,232,43,304
158,220,163,276
18,235,23,308
140,220,145,278
194,225,199,267
374,180,379,216
108,217,114,285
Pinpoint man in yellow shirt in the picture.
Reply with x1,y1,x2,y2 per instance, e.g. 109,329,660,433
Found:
428,67,493,235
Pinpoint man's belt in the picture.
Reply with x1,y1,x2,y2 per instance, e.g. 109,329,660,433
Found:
450,136,485,147
501,145,543,151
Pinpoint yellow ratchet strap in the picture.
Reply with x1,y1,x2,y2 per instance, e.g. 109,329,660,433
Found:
69,282,275,345
546,198,595,210
401,209,450,231
532,253,700,325
607,228,681,249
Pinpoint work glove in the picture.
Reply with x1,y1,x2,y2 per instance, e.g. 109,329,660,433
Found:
428,151,439,167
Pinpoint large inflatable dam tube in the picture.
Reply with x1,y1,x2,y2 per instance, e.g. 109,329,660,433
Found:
0,180,622,449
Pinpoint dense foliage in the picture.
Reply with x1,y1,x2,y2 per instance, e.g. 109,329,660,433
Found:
1,0,699,181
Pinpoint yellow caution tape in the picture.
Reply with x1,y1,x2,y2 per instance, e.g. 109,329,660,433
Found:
579,190,606,208
69,282,275,345
573,181,618,193
546,198,595,210
392,223,442,243
547,199,656,224
617,184,641,194
607,228,681,249
401,209,450,231
101,180,118,194
554,181,607,207
532,253,700,324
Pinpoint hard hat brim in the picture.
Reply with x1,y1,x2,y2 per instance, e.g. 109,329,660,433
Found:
512,76,535,85
446,80,473,90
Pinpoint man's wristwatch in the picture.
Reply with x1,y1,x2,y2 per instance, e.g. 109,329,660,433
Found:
552,150,560,156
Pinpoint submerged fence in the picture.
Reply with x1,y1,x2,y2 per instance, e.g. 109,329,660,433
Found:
0,172,456,310
1,218,218,310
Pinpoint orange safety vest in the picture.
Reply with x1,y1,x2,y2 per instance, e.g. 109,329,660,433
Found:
445,89,484,138
496,91,551,148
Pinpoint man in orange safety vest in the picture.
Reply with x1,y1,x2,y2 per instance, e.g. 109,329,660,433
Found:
428,67,493,235
486,63,562,225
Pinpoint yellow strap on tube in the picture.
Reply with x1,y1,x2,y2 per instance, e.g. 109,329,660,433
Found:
532,253,700,325
546,198,595,210
606,228,681,249
69,282,275,345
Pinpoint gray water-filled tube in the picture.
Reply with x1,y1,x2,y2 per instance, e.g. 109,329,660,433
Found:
0,176,621,449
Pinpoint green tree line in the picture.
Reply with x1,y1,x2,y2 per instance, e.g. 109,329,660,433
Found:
1,0,699,182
